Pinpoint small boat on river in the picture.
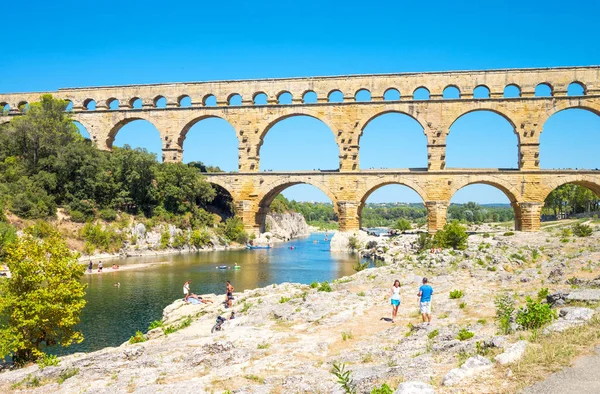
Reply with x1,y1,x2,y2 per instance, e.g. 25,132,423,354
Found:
217,265,228,269
246,245,271,250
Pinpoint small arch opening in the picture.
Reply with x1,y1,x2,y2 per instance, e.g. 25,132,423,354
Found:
154,96,167,108
228,94,243,106
535,83,553,97
413,87,430,100
567,82,586,96
65,101,73,112
443,86,460,99
504,84,521,98
18,102,29,113
130,98,142,109
84,99,96,111
178,95,192,107
383,88,400,101
328,90,344,103
473,85,490,99
108,98,120,110
277,92,292,105
253,92,268,105
302,91,317,104
203,95,217,107
73,121,91,140
1,103,10,114
355,89,372,102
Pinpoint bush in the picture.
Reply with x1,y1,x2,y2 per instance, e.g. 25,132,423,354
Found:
456,328,474,341
221,217,248,244
503,231,515,236
37,353,60,369
159,230,171,249
80,222,126,253
148,320,163,330
318,281,332,292
414,232,433,252
99,208,118,221
560,228,572,238
435,220,468,250
449,290,464,299
128,330,147,344
348,236,360,252
537,287,549,302
370,383,394,394
190,229,211,248
495,293,515,334
279,296,291,303
69,210,88,223
366,240,378,249
24,220,54,239
394,218,412,232
353,261,369,272
0,222,17,257
428,329,439,339
572,223,593,237
172,232,188,249
515,296,557,330
310,281,319,289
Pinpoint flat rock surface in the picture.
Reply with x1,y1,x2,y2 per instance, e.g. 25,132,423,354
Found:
523,346,600,394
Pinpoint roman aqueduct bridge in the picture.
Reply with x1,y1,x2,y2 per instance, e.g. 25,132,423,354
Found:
1,66,599,233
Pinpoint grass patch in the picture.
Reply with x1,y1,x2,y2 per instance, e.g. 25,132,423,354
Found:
449,289,464,299
457,328,474,341
279,296,291,303
341,331,354,341
58,368,79,384
164,316,192,335
257,342,270,349
244,374,265,384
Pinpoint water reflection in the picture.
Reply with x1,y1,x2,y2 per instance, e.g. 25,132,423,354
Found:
57,233,359,355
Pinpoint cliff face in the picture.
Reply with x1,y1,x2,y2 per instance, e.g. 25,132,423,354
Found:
253,212,309,245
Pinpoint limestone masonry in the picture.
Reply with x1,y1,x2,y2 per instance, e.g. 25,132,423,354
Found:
1,66,599,233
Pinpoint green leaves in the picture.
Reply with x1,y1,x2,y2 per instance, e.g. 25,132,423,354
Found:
0,232,86,364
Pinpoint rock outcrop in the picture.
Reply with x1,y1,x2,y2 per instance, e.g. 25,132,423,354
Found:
253,212,309,245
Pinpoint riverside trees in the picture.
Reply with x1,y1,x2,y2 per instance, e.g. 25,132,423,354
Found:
0,232,86,365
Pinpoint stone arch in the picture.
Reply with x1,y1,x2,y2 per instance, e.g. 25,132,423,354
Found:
535,83,553,97
276,91,292,104
448,177,520,204
1,102,10,114
448,108,518,136
178,95,192,107
107,98,119,110
203,94,217,106
106,116,162,150
302,90,318,104
413,87,430,100
383,88,400,101
258,112,339,151
206,179,238,200
256,179,338,232
504,84,521,98
540,176,600,203
83,98,96,110
473,85,490,99
179,114,240,150
443,85,461,99
355,88,372,102
253,92,268,105
130,97,142,109
567,82,586,96
227,93,243,106
328,89,344,103
357,180,428,225
359,110,426,140
154,96,167,108
542,102,600,120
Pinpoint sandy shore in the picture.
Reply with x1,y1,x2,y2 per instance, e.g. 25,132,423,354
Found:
83,260,173,275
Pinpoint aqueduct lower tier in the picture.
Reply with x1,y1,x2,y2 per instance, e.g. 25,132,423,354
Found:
205,170,600,234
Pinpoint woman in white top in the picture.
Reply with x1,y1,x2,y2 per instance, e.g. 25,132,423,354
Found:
390,279,401,323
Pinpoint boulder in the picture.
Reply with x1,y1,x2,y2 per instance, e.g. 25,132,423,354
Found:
494,341,528,365
566,289,600,302
441,355,492,386
543,307,595,334
395,381,436,393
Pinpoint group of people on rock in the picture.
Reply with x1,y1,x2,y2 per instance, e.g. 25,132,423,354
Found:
87,260,120,273
183,279,235,308
390,277,433,324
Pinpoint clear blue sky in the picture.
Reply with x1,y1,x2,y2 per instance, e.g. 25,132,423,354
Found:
2,0,599,204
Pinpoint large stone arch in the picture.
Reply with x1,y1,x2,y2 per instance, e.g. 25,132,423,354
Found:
106,116,162,150
257,110,340,153
540,175,600,202
448,108,519,138
357,109,427,142
357,179,428,227
540,103,600,131
255,178,338,232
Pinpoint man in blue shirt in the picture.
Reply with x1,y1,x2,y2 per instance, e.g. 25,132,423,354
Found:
418,277,434,325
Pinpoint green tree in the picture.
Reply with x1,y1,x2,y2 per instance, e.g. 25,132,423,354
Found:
0,232,86,365
394,218,412,232
434,220,468,250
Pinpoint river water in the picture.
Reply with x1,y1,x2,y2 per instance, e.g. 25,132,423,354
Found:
56,233,360,355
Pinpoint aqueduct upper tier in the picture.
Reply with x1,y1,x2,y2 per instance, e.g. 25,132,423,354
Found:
1,66,599,171
1,66,599,233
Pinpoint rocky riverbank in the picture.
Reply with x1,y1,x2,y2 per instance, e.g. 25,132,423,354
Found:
2,222,600,393
251,212,310,246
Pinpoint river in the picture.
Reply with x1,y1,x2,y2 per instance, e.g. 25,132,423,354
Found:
56,233,361,355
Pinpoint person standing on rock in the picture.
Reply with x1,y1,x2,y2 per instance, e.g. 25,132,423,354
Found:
88,260,93,273
390,279,401,323
418,277,434,325
225,280,234,308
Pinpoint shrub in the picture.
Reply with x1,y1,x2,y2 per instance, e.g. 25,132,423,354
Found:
449,290,464,299
279,296,291,303
357,291,365,297
37,353,59,369
366,240,378,249
427,329,439,340
341,331,353,341
515,296,557,330
172,232,188,249
190,229,211,248
98,208,118,221
318,281,332,292
58,368,79,384
456,328,474,341
353,261,369,272
331,362,356,394
80,222,126,253
560,228,572,238
148,320,163,330
495,293,515,334
414,232,433,252
128,330,146,344
503,231,515,236
395,218,412,232
370,383,394,394
537,287,549,302
572,223,593,237
221,217,248,244
69,210,88,223
24,220,54,239
310,281,319,289
459,302,467,309
435,220,468,250
348,236,360,252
